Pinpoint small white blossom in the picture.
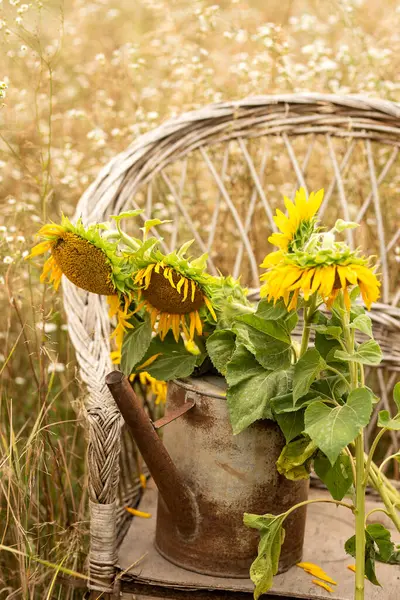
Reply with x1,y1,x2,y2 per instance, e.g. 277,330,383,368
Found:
48,362,65,374
3,256,13,264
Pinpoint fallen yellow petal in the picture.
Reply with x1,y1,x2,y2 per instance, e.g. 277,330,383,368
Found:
312,579,334,593
297,562,337,585
125,506,152,518
139,474,147,489
347,564,356,573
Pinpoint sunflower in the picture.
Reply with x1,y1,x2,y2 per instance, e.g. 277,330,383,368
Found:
27,215,131,295
108,295,136,364
131,244,217,343
260,237,380,311
268,188,324,252
129,371,167,405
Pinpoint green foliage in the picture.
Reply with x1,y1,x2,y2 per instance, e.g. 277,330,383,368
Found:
345,524,400,586
206,329,236,375
304,387,373,465
233,315,292,371
377,383,400,429
226,346,291,434
255,299,291,321
292,348,326,403
276,438,316,480
313,454,353,500
121,314,152,375
275,409,305,443
349,314,373,338
335,339,382,366
243,513,286,600
393,382,400,412
377,410,400,430
139,332,202,381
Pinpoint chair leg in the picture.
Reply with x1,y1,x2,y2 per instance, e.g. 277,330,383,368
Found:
86,402,124,597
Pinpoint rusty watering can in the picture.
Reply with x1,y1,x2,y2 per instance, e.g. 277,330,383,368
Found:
106,371,308,578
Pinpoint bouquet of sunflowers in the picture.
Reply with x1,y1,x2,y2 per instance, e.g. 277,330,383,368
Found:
28,189,400,600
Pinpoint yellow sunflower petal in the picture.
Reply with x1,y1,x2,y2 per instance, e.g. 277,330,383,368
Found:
107,295,121,318
311,580,334,593
318,265,336,299
260,251,284,269
274,209,292,235
27,240,52,258
177,276,185,295
297,562,337,585
194,310,202,335
268,232,291,250
287,289,299,311
183,278,189,302
189,312,196,341
125,507,152,519
167,269,176,289
136,353,162,370
347,565,356,573
204,295,217,320
180,315,190,338
306,188,324,219
172,314,180,342
294,187,308,219
37,223,65,236
283,195,300,228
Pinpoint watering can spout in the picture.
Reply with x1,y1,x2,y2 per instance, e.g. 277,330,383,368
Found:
105,371,198,537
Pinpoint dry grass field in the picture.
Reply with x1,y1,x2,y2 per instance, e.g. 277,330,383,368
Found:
1,0,400,596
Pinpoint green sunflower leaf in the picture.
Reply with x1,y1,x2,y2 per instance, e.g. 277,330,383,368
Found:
349,314,373,338
236,314,291,343
304,387,373,465
144,351,198,381
110,209,143,221
138,332,199,381
345,524,400,587
206,330,236,376
233,317,292,371
226,345,291,434
313,324,343,340
141,218,172,237
274,410,305,443
243,513,286,600
393,382,400,413
276,437,316,480
293,348,326,404
121,315,152,376
313,454,353,500
255,299,289,321
377,410,400,430
335,340,382,366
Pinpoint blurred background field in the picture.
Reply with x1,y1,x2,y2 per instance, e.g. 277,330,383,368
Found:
1,0,400,596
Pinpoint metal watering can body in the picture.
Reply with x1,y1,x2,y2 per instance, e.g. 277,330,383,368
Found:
106,372,308,578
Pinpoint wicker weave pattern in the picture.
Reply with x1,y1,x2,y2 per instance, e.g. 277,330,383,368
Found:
61,93,400,593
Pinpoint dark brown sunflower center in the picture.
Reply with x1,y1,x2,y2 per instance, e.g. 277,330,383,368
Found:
142,267,204,314
51,232,116,295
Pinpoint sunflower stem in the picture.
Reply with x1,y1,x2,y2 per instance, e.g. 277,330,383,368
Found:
299,294,317,357
340,294,366,600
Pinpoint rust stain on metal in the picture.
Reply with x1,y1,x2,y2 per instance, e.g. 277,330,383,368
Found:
153,399,195,429
215,461,249,482
105,371,198,537
154,377,308,578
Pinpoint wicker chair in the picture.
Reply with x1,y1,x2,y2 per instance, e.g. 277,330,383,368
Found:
62,93,400,598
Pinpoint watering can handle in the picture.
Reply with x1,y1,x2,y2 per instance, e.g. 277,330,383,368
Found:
152,399,195,429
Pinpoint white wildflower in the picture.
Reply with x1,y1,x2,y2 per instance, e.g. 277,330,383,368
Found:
48,362,65,374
